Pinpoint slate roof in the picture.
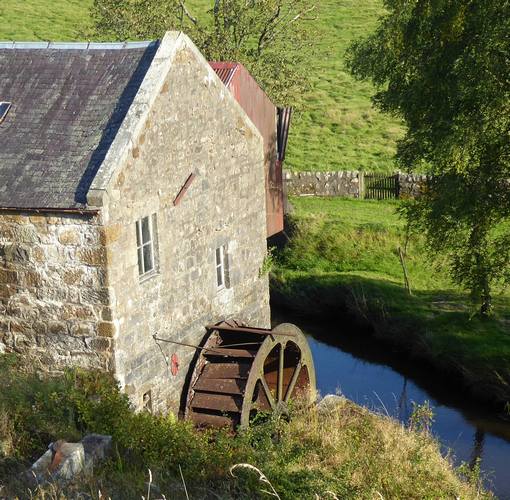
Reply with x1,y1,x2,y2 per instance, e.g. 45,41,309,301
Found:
0,41,159,210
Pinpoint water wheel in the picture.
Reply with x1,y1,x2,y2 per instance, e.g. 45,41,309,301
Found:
184,321,316,429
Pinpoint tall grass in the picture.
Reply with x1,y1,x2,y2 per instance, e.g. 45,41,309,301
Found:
0,356,491,499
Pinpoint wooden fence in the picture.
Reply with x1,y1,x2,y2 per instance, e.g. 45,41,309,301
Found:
362,173,399,200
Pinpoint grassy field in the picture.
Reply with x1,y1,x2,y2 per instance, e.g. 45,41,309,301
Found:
286,0,404,172
0,0,92,40
0,0,402,173
0,356,490,499
272,197,510,405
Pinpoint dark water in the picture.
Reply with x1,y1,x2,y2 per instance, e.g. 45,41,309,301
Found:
273,312,510,499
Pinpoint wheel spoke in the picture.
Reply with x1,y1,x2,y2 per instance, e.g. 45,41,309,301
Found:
284,361,302,403
259,375,276,410
278,343,284,402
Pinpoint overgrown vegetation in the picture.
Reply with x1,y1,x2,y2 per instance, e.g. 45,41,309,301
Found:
272,197,510,404
0,0,403,173
0,354,490,499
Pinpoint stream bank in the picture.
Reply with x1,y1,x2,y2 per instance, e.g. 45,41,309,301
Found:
271,278,510,410
272,307,510,498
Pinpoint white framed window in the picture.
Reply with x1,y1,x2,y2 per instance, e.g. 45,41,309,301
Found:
136,214,158,278
215,245,229,290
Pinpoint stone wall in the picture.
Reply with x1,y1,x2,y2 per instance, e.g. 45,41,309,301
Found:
397,173,429,198
284,171,361,197
284,170,428,199
0,212,113,371
101,44,270,414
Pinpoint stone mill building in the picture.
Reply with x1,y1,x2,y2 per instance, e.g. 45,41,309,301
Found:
0,32,272,413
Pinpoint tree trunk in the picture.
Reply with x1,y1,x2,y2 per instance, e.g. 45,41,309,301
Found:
480,278,492,318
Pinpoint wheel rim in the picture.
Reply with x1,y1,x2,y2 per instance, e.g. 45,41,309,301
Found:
240,323,316,428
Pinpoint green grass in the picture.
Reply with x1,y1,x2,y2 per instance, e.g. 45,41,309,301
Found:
0,0,402,173
0,0,92,41
273,197,510,405
0,356,491,499
286,0,404,172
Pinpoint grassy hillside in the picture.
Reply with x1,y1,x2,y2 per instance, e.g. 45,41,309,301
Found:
273,197,510,405
287,0,404,172
0,0,92,40
0,0,402,173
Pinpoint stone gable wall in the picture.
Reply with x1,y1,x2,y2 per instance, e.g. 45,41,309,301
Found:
101,45,270,413
0,213,113,371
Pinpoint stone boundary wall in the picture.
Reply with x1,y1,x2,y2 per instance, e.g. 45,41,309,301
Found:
284,171,362,197
284,170,429,199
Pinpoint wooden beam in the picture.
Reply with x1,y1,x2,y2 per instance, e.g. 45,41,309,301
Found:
173,172,196,206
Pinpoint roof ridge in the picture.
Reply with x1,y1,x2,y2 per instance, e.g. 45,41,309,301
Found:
0,40,159,50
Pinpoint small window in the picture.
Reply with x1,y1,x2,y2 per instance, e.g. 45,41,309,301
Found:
215,245,229,290
0,102,11,124
136,214,158,277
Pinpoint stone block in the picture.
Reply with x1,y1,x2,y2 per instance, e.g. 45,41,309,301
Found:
85,336,111,352
61,304,95,321
58,228,81,246
77,248,106,266
0,269,17,284
80,287,109,305
102,223,122,245
98,322,115,338
3,244,30,263
63,269,84,286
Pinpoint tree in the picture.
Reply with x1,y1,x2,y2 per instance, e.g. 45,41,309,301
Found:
90,0,317,106
347,0,510,316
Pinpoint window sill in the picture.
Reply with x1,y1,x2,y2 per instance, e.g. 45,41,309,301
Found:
216,285,233,296
139,270,160,284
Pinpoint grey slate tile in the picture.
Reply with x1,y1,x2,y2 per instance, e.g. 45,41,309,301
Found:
0,43,158,209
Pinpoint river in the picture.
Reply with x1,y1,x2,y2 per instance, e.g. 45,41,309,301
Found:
273,312,510,499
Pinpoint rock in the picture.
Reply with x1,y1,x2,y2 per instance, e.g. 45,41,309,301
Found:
81,434,112,466
27,434,112,486
317,394,345,414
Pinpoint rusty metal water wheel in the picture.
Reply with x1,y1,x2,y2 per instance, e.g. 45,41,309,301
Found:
185,321,316,430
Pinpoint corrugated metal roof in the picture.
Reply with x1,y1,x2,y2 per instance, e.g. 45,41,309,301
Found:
209,61,239,87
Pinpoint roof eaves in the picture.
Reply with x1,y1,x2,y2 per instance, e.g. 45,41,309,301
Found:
0,40,159,50
0,206,99,215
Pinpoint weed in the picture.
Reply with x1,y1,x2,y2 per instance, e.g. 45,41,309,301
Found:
408,401,434,435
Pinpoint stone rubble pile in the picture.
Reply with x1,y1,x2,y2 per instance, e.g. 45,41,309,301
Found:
27,434,112,486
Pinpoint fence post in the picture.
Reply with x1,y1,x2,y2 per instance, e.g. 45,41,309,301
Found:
359,171,365,199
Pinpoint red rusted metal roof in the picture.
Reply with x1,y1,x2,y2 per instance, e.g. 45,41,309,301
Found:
209,61,239,87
